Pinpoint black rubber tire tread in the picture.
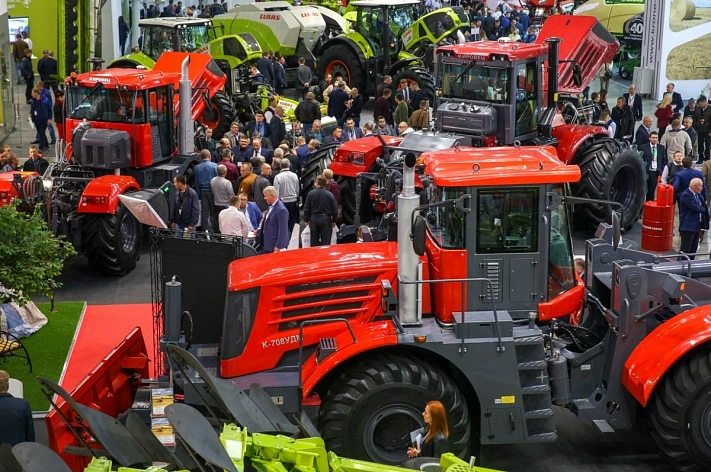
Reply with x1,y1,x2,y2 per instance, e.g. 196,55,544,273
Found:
650,348,711,471
318,353,470,465
337,175,357,226
300,143,339,205
82,203,142,275
64,0,79,75
393,67,436,104
316,44,367,97
571,136,645,232
198,91,236,140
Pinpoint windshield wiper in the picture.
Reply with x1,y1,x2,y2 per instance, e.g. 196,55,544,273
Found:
453,61,476,83
71,82,105,116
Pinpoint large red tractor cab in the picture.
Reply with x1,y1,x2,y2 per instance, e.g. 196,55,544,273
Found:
65,52,227,188
0,52,233,275
435,15,618,148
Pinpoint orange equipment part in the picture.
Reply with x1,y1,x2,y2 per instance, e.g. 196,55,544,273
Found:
656,183,674,207
641,201,675,252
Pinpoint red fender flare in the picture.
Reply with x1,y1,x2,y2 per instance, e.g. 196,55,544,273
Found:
622,306,711,406
552,124,608,164
77,175,140,215
301,321,399,397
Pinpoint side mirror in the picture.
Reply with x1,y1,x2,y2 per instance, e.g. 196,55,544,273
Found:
611,211,621,250
412,215,427,257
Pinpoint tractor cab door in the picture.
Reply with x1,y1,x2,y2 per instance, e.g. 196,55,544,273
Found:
148,86,174,159
356,6,388,57
512,60,540,140
468,186,546,318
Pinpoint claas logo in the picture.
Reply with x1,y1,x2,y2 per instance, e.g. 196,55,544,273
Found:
260,14,281,20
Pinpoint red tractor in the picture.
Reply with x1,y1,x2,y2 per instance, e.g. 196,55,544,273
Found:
50,140,711,472
0,52,234,274
309,14,644,240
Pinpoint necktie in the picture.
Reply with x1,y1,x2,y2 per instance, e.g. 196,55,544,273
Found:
652,146,656,159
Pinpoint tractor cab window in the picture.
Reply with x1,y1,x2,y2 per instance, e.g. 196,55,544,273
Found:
143,27,178,60
237,33,261,55
423,11,457,42
425,186,467,249
177,24,210,52
357,5,416,55
547,185,576,299
476,188,538,254
149,86,172,156
441,61,509,104
67,86,147,124
514,61,538,136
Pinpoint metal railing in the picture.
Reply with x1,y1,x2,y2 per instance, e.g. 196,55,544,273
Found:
398,276,504,353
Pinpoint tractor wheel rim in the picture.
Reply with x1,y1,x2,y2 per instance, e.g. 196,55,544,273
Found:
326,60,351,86
363,404,423,463
121,215,138,254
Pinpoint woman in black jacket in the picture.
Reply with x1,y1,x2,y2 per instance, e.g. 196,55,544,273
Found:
407,400,450,459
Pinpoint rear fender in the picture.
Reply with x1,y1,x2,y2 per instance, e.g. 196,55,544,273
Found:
108,52,155,70
45,327,149,471
387,57,424,78
301,320,399,397
77,175,140,215
622,306,711,407
552,125,607,164
326,35,371,63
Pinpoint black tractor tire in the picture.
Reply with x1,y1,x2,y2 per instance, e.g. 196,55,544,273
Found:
319,353,471,465
650,348,711,471
393,66,436,105
300,143,339,205
570,136,645,232
338,175,357,226
82,203,142,275
619,68,631,80
317,44,367,97
197,91,236,140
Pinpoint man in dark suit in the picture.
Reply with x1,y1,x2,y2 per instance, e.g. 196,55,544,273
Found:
623,84,643,122
343,117,364,141
678,177,707,259
258,186,290,253
247,111,272,141
666,83,684,114
376,75,392,100
256,52,274,87
250,136,273,164
674,156,705,204
639,131,666,201
273,55,287,95
328,82,350,127
693,96,711,162
270,106,287,146
0,370,34,446
634,116,653,147
232,134,253,163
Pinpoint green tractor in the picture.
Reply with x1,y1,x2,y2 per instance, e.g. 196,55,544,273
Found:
317,0,469,98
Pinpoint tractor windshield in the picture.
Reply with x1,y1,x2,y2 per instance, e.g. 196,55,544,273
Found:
440,60,509,104
547,185,576,299
389,5,418,35
425,186,467,249
141,25,210,60
67,86,147,124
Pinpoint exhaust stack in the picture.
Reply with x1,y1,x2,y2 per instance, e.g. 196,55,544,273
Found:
178,56,195,155
398,153,421,326
546,37,562,109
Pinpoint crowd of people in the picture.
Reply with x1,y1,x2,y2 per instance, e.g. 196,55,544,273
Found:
139,0,231,19
461,2,540,43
